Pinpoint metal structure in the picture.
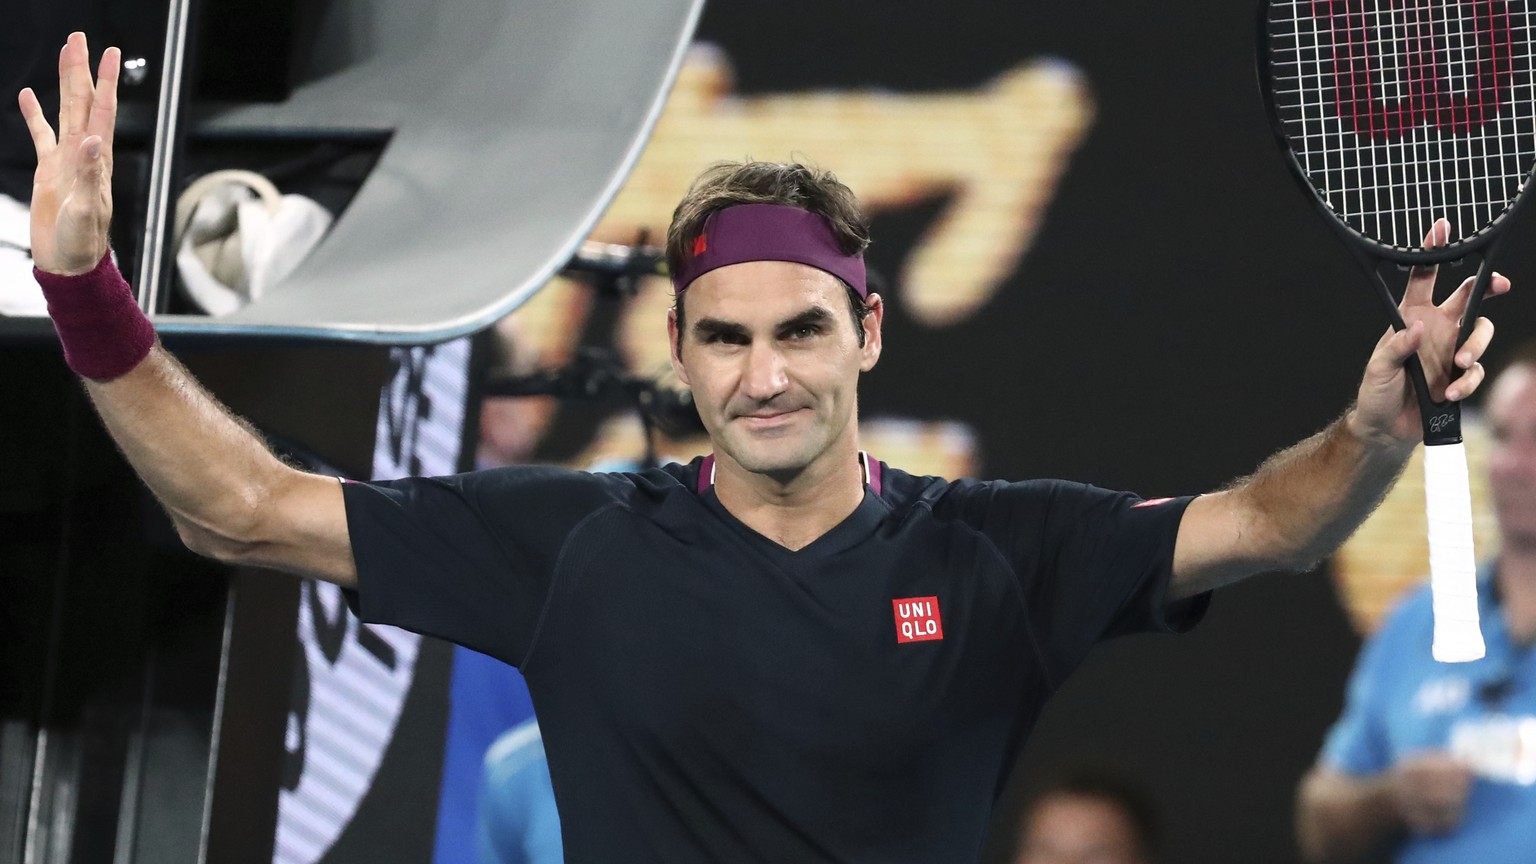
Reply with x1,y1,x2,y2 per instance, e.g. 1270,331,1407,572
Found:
2,0,702,343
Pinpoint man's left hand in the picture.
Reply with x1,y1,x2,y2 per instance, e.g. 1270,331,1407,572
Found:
1349,218,1510,448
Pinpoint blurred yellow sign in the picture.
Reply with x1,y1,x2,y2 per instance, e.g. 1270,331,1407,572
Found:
1333,417,1502,634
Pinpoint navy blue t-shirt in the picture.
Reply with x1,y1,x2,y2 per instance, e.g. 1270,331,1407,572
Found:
342,455,1205,864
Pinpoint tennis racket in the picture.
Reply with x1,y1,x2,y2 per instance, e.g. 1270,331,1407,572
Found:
1259,0,1536,662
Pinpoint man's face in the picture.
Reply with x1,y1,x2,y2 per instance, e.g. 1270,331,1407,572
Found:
668,260,881,480
1488,364,1536,552
1013,794,1147,864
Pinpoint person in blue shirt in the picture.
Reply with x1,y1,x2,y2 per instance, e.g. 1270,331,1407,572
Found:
1298,344,1536,863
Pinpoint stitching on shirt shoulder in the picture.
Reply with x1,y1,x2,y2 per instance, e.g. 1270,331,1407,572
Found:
520,501,625,673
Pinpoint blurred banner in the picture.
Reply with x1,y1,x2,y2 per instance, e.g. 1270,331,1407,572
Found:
275,339,471,864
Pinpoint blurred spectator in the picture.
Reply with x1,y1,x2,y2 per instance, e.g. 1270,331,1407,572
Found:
1297,343,1536,863
1012,767,1159,864
477,316,548,469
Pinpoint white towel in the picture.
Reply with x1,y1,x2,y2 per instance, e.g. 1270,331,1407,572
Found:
175,170,333,316
0,194,44,317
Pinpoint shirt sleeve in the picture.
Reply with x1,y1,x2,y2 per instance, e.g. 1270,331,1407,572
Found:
341,466,629,667
952,479,1208,684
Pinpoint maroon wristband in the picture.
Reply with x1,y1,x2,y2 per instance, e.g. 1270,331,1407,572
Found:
34,253,156,381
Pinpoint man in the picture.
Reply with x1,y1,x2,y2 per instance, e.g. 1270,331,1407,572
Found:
1012,768,1159,864
19,34,1506,863
1297,344,1536,864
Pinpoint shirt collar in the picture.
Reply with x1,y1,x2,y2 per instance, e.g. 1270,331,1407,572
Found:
694,451,882,496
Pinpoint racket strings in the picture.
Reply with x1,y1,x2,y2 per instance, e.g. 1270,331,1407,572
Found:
1269,0,1536,250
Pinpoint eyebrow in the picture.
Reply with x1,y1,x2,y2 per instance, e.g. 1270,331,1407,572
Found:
775,307,834,336
691,318,750,342
691,306,836,342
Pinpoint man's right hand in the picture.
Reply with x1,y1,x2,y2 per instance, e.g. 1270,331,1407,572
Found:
1389,751,1474,835
14,33,358,588
19,32,120,276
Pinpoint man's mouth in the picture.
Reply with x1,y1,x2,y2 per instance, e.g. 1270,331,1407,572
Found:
738,408,805,427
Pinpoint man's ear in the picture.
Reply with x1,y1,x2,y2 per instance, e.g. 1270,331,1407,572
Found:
668,307,691,387
859,293,884,372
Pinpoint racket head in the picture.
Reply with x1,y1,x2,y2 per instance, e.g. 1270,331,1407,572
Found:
1258,0,1536,264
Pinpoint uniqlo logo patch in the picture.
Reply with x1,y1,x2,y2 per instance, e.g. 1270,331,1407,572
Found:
892,596,943,644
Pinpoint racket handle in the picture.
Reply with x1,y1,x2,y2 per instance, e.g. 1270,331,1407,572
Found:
1425,442,1485,663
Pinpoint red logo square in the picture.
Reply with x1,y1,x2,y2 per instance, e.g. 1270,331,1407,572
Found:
892,596,943,644
693,234,708,256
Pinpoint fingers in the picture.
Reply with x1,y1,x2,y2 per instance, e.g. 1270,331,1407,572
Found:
79,135,105,177
1454,316,1495,371
17,88,56,156
1446,316,1494,400
1373,320,1424,372
59,33,94,143
53,34,120,194
1445,363,1484,402
92,47,120,158
1394,753,1473,835
1402,793,1468,835
1442,270,1511,323
1409,777,1471,835
1404,218,1450,307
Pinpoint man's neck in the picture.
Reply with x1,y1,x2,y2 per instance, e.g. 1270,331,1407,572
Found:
1496,546,1536,643
711,445,867,552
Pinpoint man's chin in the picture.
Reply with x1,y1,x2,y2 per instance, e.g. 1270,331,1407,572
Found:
721,438,816,478
733,453,812,478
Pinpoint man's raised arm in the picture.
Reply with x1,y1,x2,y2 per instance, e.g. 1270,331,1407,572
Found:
20,33,356,586
1169,219,1507,598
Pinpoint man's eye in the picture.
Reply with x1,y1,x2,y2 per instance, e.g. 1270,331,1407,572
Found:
789,325,821,340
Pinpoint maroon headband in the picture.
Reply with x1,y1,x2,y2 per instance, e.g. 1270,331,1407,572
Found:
671,203,867,297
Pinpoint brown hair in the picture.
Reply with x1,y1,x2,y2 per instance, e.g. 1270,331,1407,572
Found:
668,161,873,346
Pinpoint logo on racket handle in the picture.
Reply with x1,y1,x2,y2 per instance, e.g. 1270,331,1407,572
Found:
1425,410,1463,445
1309,0,1514,139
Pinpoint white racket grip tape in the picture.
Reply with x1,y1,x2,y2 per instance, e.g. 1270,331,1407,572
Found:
1425,442,1486,663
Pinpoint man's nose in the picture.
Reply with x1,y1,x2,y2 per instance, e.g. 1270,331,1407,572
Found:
741,343,789,400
